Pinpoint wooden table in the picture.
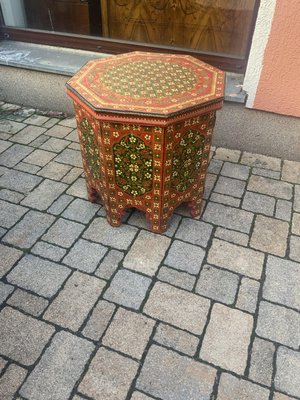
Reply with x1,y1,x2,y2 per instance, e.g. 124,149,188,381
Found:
66,52,224,233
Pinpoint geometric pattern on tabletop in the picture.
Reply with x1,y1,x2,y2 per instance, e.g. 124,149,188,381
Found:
67,51,224,232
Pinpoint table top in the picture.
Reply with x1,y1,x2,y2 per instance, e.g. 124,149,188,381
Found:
67,52,224,117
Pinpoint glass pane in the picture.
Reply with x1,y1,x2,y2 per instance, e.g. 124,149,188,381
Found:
1,0,256,57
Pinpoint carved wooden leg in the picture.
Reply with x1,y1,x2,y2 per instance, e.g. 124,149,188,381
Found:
86,183,98,203
188,196,203,218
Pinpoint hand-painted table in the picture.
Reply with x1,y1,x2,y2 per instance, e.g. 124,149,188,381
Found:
66,51,224,233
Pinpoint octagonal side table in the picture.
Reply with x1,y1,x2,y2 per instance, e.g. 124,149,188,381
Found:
67,51,224,233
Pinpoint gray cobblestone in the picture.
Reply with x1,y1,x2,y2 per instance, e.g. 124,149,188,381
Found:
44,271,105,331
31,241,67,262
24,114,49,126
0,144,33,168
0,139,12,154
214,147,241,162
0,307,55,365
0,119,25,134
0,363,27,400
236,277,260,313
14,161,41,174
103,308,155,359
128,210,181,237
40,137,70,152
62,198,100,223
61,167,83,184
20,331,94,400
217,373,270,400
214,176,246,198
242,191,275,216
37,161,72,180
249,337,275,387
66,177,88,198
214,227,249,246
0,169,42,193
154,323,199,356
203,202,254,233
3,210,55,249
7,289,49,316
95,249,124,280
10,125,46,144
0,357,7,373
289,235,300,262
292,212,300,235
0,200,28,228
157,265,196,290
0,188,24,203
275,347,300,398
221,162,250,180
42,218,85,248
276,199,293,221
7,254,70,297
21,179,67,211
0,244,23,278
82,300,115,341
196,265,239,304
59,118,77,128
23,149,55,167
104,269,151,310
46,125,73,138
241,152,281,171
208,159,223,174
256,301,300,349
175,218,213,247
252,167,281,179
79,347,138,400
131,392,153,400
247,175,293,200
137,345,216,400
210,192,241,207
282,160,300,184
294,185,300,212
55,148,82,167
47,194,73,215
203,173,217,199
0,281,14,305
63,239,107,273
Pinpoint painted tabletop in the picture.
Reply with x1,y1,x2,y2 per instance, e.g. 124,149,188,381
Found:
67,51,224,117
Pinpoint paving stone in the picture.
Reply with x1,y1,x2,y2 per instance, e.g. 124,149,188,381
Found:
0,244,23,278
241,152,281,171
42,218,85,248
0,188,24,203
203,202,254,233
196,265,239,304
23,149,55,167
123,230,170,276
208,159,223,174
247,175,293,200
42,117,60,128
29,133,49,148
221,162,250,180
31,241,67,262
157,265,196,291
37,161,71,180
3,210,55,249
0,307,55,366
0,165,9,176
250,215,289,257
44,272,105,331
63,239,108,273
82,300,115,341
294,185,300,212
68,142,80,150
282,160,300,184
0,200,28,228
14,161,41,174
214,147,241,162
217,373,270,400
7,254,70,297
214,227,249,246
66,177,88,198
62,198,100,223
0,169,42,193
84,217,138,250
256,301,300,349
95,249,124,280
0,363,27,400
103,308,155,359
10,125,47,144
65,129,79,142
54,148,82,167
164,240,205,275
210,192,241,207
154,323,199,356
21,179,67,211
24,114,49,125
131,392,153,400
252,167,280,179
103,269,151,310
291,213,300,235
0,139,12,153
0,281,14,305
263,255,300,311
7,289,49,317
47,194,73,215
79,347,138,400
242,191,275,216
46,124,73,138
236,277,260,313
0,119,25,134
273,392,297,400
289,235,300,262
128,210,181,237
20,331,94,400
72,395,86,400
137,345,216,400
0,357,7,373
276,199,293,221
144,282,210,335
61,167,83,184
249,337,275,387
207,239,264,279
175,218,213,247
200,304,253,374
214,176,246,198
275,346,300,398
0,144,33,167
203,173,217,199
0,227,6,238
40,137,70,153
59,117,77,128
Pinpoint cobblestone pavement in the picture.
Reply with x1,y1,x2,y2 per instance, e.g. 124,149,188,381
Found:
0,102,300,400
